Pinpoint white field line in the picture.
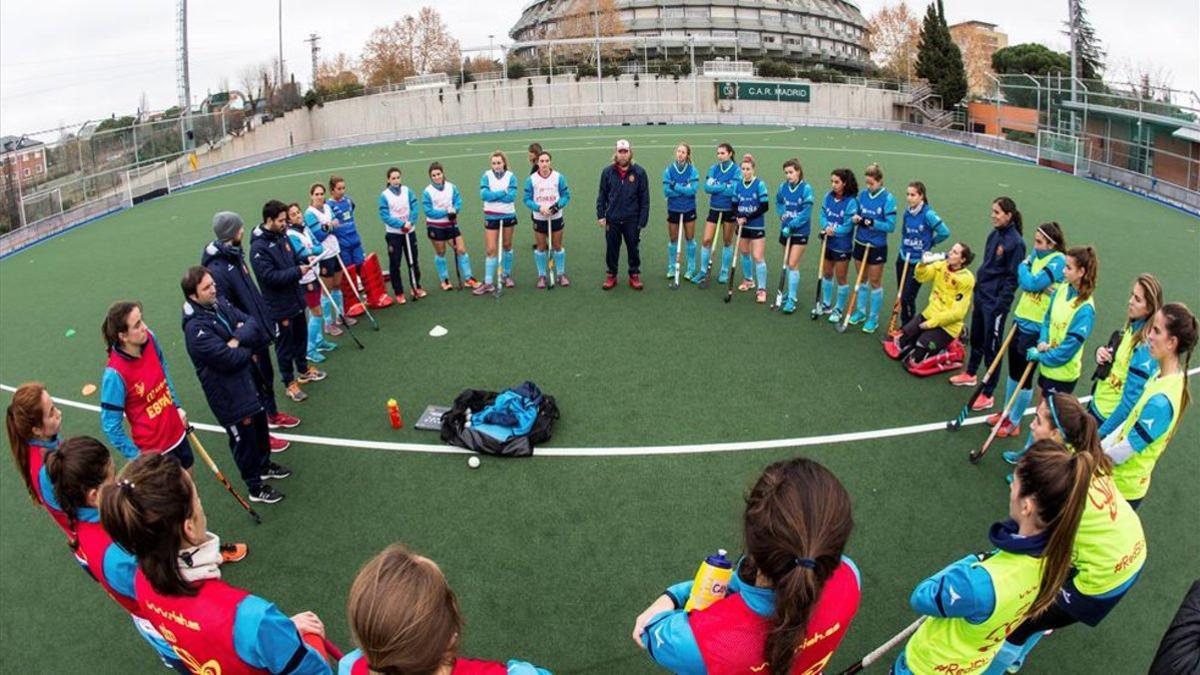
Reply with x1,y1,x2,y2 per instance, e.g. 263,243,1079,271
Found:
8,368,1196,457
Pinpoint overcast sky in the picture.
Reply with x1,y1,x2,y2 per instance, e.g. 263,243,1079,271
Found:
2,0,1196,138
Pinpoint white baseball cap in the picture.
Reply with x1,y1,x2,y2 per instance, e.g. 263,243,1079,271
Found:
615,139,631,151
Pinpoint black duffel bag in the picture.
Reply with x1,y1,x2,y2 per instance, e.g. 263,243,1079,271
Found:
439,381,559,457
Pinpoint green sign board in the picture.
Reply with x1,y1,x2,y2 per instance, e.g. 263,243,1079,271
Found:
718,81,811,102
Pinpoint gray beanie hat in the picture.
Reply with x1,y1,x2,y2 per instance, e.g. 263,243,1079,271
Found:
212,211,244,241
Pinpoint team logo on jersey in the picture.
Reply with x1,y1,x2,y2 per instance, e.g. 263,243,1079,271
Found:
996,245,1005,256
628,174,636,183
133,382,145,397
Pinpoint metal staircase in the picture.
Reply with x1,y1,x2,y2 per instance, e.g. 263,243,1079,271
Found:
906,82,957,128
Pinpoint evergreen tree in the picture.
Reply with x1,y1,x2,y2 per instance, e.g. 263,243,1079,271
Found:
915,0,967,108
1062,0,1105,80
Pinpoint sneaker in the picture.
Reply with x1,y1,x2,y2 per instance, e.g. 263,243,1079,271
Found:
602,274,617,290
828,308,843,324
686,268,698,283
971,394,995,411
717,269,729,284
269,435,291,453
862,317,879,334
394,294,407,305
472,283,496,296
666,265,675,279
847,308,866,325
810,304,824,319
338,314,358,326
782,298,797,314
986,412,1004,426
558,274,571,287
285,382,308,402
260,461,293,480
755,289,767,304
465,277,480,288
537,275,547,289
248,485,284,504
414,287,429,298
691,271,707,285
306,349,326,364
440,279,454,291
738,279,756,292
949,373,978,387
1003,449,1025,466
998,419,1021,438
503,277,515,288
297,367,327,383
267,413,301,430
324,323,344,337
219,542,248,563
629,274,644,290
316,339,338,352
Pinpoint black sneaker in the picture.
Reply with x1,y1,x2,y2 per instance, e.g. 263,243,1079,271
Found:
260,462,292,481
248,484,285,503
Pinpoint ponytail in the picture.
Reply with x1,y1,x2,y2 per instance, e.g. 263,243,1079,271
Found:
1129,274,1163,347
1161,302,1198,415
993,196,1023,235
1067,246,1099,304
1035,222,1066,254
45,436,111,540
742,457,854,674
100,454,197,597
1015,440,1095,617
6,382,47,503
1047,394,1111,475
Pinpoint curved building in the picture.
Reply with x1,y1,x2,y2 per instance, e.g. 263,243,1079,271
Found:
509,0,871,72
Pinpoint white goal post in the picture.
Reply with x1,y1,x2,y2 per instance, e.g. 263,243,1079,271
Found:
125,161,171,206
19,188,63,227
1036,130,1087,175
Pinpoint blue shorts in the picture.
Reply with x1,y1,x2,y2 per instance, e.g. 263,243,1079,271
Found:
853,242,888,265
739,227,765,240
318,257,340,276
706,208,737,225
779,233,809,246
532,218,564,234
338,242,365,267
427,225,462,242
484,217,517,231
667,210,697,224
824,246,852,262
163,435,195,471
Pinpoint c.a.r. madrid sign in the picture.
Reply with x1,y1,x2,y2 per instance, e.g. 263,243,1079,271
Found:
718,81,811,102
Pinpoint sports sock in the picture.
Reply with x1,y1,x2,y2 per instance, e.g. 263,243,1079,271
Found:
835,284,850,312
868,287,884,321
721,246,733,274
320,294,334,323
434,254,448,281
855,284,870,312
332,289,345,313
306,314,322,352
685,239,697,266
740,253,753,281
821,277,833,306
485,256,497,285
787,269,800,301
667,242,678,269
459,252,472,278
534,250,548,276
755,261,767,289
1011,387,1034,426
502,249,513,276
554,249,565,274
700,247,711,275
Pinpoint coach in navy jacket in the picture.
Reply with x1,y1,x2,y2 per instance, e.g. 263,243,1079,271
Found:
180,265,273,491
596,139,650,288
250,201,312,390
202,211,282,419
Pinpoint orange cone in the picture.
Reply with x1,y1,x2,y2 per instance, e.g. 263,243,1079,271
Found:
360,253,394,309
339,265,367,317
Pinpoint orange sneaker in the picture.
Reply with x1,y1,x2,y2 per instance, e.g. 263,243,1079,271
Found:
949,373,977,387
395,294,407,305
220,542,248,563
414,287,428,298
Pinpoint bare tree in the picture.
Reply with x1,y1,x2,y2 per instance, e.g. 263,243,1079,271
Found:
317,52,362,90
952,25,996,97
137,91,150,119
360,7,461,86
240,65,262,113
553,0,625,63
865,1,921,83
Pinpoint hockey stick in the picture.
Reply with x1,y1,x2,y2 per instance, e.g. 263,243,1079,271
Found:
493,222,505,298
970,361,1036,464
188,429,262,524
698,212,723,289
947,324,1018,431
335,255,379,331
811,234,829,320
545,205,558,290
836,617,926,675
669,212,684,289
886,256,912,337
723,221,745,304
771,236,793,310
837,242,872,333
318,277,364,349
402,230,420,302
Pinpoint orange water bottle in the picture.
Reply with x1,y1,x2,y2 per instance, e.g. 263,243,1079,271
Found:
684,549,733,611
387,399,403,429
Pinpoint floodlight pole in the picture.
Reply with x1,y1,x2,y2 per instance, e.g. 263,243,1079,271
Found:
1068,0,1079,133
277,0,285,87
595,0,603,113
176,0,194,151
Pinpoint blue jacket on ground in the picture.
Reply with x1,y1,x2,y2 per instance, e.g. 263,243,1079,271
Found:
326,196,362,249
975,222,1026,311
596,163,649,227
854,187,897,248
733,177,770,231
201,240,275,343
1014,249,1067,334
819,192,858,253
473,382,544,442
181,297,269,426
703,161,738,211
663,162,700,213
898,203,950,263
1037,286,1096,369
100,330,181,460
249,225,306,321
775,179,815,238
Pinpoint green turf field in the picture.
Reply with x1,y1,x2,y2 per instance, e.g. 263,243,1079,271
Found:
1,125,1197,673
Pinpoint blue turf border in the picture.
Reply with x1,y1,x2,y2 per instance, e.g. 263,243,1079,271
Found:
4,124,1195,262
